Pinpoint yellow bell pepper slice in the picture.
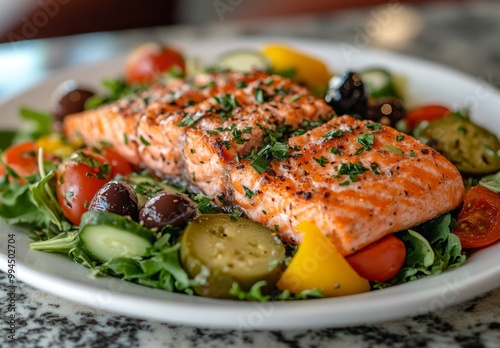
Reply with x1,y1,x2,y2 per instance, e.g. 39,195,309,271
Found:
277,221,370,297
35,133,75,159
262,44,330,95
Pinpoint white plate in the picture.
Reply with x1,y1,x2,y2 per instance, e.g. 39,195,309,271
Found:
1,38,500,330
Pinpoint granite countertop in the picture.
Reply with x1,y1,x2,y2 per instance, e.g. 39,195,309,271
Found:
1,0,500,347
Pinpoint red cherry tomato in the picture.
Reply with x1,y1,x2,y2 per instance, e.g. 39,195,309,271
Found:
100,147,134,177
125,43,185,85
56,149,111,225
406,104,450,131
346,234,406,282
453,185,500,249
1,141,39,179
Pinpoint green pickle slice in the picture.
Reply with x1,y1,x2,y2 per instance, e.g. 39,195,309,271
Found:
180,214,286,298
418,117,500,175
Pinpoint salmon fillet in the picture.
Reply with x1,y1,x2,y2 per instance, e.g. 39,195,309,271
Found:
64,72,464,255
228,115,464,255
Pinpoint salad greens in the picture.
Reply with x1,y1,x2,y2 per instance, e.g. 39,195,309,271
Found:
373,214,465,289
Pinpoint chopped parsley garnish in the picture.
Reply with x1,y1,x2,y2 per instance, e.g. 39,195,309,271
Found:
123,133,128,145
396,134,404,141
213,93,239,112
336,162,368,186
250,153,270,174
385,145,404,155
231,127,248,145
235,81,247,88
323,129,343,140
366,122,382,131
370,164,381,175
249,142,289,174
177,111,204,127
314,156,328,166
243,185,256,199
291,94,301,102
354,147,364,155
270,142,290,160
231,209,244,217
357,133,374,150
255,88,265,103
222,141,232,150
338,162,368,175
139,135,151,146
409,150,416,157
330,147,343,155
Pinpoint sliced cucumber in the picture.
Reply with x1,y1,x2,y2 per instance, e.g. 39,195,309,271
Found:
360,67,403,100
180,214,286,298
79,211,156,263
214,50,270,73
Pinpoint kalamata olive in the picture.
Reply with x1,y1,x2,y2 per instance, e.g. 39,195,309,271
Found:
88,181,139,221
139,192,197,230
51,80,95,124
325,71,368,116
365,98,406,126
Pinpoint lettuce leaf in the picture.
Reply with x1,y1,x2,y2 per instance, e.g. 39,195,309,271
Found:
373,214,466,289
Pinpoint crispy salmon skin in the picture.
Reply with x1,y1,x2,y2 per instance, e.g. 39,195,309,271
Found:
63,71,464,255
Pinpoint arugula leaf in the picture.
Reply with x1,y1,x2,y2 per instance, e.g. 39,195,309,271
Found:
373,214,466,289
0,182,49,227
229,281,271,301
229,281,323,301
85,79,146,109
193,194,220,214
0,130,17,150
95,240,196,294
30,231,79,253
29,170,68,231
14,107,53,142
479,170,500,193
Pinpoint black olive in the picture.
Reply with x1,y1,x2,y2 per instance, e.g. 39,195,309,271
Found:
88,181,139,220
139,193,197,230
325,71,368,116
365,98,406,126
52,81,95,124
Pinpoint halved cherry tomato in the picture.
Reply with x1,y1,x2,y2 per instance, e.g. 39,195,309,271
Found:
453,185,500,249
56,149,111,225
125,43,185,85
100,147,134,177
1,141,39,179
346,234,406,282
406,104,450,131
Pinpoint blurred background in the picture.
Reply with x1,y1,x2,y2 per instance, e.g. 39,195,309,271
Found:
0,0,498,101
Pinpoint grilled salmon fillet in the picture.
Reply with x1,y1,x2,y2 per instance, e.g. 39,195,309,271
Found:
229,115,464,255
64,71,464,255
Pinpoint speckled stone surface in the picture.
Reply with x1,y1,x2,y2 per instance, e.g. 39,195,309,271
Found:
1,270,500,348
2,1,500,347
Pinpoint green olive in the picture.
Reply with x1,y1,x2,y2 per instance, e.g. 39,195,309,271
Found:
180,214,286,299
418,117,500,175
